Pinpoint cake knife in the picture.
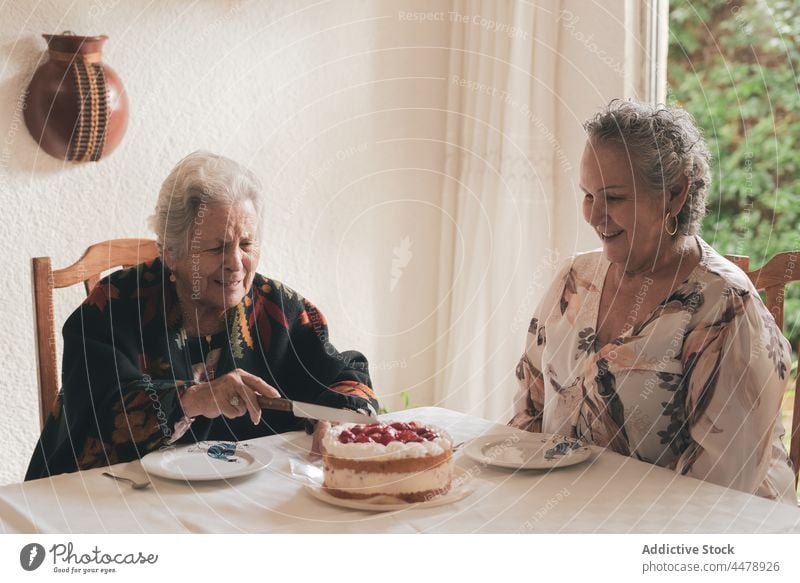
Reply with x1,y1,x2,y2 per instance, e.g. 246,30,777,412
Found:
256,396,377,424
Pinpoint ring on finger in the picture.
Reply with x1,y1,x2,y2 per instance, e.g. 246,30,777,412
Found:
229,396,241,408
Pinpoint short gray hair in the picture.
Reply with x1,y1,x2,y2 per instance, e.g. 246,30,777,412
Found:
583,99,711,236
149,151,263,259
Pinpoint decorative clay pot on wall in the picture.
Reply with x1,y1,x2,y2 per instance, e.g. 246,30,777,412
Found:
24,33,128,162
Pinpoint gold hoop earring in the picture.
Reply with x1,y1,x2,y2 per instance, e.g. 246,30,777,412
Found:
664,213,678,236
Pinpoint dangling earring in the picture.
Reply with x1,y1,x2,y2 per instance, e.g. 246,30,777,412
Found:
169,273,177,283
664,212,678,236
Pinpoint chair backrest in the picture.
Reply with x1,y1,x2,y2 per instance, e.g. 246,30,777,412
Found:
726,252,800,488
31,239,159,429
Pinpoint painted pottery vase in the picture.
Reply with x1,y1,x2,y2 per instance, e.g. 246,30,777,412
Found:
24,33,128,162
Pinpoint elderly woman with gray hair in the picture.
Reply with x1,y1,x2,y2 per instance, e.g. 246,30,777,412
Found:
510,99,796,504
27,152,377,480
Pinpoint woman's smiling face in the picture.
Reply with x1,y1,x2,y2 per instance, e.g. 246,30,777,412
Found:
167,200,260,315
580,140,670,271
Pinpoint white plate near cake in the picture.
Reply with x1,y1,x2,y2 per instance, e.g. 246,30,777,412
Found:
463,432,591,470
141,441,273,481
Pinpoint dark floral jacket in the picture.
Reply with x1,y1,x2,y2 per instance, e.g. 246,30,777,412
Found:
26,258,377,480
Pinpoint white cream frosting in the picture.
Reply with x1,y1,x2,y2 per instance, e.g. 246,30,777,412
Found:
322,422,452,461
324,460,453,495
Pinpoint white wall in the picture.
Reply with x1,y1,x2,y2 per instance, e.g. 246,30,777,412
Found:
0,0,641,485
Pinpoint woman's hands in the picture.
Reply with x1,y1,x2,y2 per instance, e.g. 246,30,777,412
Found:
179,369,281,424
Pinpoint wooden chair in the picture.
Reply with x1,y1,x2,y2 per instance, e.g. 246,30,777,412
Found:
32,239,159,429
727,252,800,488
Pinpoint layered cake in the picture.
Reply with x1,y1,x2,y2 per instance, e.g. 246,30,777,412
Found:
320,421,453,502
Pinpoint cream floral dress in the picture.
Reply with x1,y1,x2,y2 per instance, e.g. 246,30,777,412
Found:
510,237,797,505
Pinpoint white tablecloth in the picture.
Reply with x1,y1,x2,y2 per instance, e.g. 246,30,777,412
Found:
1,407,798,533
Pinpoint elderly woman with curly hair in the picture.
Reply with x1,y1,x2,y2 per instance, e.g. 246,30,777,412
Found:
510,100,796,504
27,152,377,480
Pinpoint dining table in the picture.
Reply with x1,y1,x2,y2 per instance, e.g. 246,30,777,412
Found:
1,407,799,534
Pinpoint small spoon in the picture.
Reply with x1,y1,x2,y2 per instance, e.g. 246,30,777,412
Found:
102,472,151,490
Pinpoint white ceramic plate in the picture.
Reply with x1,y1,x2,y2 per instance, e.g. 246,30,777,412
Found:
306,467,473,512
463,432,591,470
141,441,273,481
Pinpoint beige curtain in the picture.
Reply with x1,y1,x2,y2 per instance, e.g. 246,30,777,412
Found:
434,0,563,421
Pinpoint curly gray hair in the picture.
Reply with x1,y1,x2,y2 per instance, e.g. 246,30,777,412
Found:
149,151,263,260
583,99,711,236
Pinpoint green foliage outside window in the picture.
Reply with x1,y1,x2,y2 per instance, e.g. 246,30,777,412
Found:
668,0,800,347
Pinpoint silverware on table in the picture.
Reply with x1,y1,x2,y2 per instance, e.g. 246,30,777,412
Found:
102,472,151,490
